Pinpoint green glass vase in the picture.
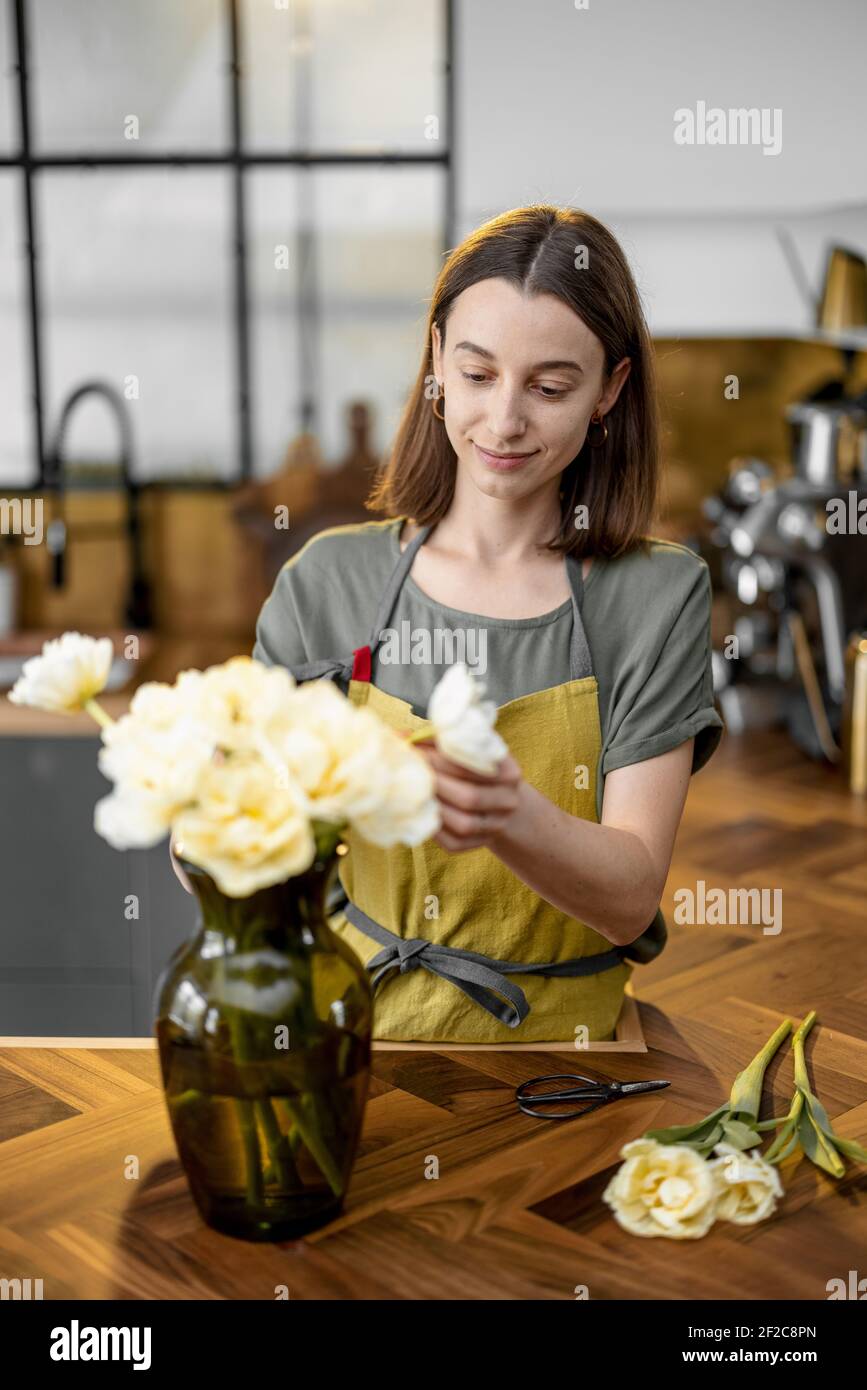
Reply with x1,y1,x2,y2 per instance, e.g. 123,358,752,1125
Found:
154,831,372,1242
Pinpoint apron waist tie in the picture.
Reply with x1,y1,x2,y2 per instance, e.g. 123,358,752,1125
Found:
342,900,628,1030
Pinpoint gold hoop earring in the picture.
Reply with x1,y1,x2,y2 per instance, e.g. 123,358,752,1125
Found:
587,408,608,448
432,389,445,422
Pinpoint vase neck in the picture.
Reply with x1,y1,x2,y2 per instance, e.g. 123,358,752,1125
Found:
181,854,340,948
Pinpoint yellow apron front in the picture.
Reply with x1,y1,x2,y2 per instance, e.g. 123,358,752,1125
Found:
329,674,633,1043
288,517,636,1044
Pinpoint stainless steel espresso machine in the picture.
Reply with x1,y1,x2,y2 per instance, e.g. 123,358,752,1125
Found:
702,386,867,761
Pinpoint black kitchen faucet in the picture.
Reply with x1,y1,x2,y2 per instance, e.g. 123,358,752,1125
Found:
44,379,154,630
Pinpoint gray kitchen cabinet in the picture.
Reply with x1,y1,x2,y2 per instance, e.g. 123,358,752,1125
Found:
0,736,197,1036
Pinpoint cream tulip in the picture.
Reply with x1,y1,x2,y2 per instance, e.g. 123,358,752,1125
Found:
602,1137,720,1239
171,755,316,897
8,632,113,713
708,1142,784,1225
426,661,508,775
271,680,441,844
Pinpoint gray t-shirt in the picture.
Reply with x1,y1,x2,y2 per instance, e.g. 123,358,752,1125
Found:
252,515,724,822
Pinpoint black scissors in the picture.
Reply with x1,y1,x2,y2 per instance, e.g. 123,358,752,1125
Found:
515,1071,670,1121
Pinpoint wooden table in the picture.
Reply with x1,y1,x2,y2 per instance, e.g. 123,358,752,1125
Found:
0,1018,864,1299
1,731,866,1299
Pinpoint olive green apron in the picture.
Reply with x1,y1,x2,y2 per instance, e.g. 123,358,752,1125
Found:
290,522,635,1043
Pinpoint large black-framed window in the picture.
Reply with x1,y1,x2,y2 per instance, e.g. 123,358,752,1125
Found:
0,0,454,489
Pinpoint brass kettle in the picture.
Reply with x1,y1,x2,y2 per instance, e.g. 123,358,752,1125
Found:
817,246,867,334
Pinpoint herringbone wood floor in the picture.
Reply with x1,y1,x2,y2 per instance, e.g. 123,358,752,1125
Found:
1,730,865,1299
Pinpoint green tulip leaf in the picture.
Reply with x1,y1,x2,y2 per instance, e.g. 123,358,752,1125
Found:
834,1136,867,1166
721,1119,763,1149
763,1117,796,1163
694,1124,726,1155
797,1108,846,1178
797,1087,839,1141
766,1128,801,1163
644,1104,729,1144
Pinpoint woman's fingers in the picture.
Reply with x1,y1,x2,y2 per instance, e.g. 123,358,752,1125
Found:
433,817,511,852
433,809,502,851
402,731,516,778
431,790,518,854
398,733,523,851
423,745,522,786
433,829,490,853
432,768,519,815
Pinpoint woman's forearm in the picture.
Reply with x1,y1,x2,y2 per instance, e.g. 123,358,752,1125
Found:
489,779,661,946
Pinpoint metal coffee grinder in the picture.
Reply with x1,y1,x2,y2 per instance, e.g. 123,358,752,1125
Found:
702,384,867,772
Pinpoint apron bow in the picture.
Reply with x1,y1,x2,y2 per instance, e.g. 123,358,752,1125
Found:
343,900,629,1032
394,937,430,972
350,914,533,1028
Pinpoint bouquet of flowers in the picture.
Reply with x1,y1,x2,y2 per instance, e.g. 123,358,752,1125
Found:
8,635,515,1239
8,638,509,895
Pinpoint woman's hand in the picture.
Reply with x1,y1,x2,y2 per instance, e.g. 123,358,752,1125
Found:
410,736,524,853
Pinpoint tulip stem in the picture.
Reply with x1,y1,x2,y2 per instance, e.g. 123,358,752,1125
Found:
728,1017,792,1123
255,1096,300,1192
235,1099,265,1205
791,1009,817,1092
83,697,114,729
403,727,435,746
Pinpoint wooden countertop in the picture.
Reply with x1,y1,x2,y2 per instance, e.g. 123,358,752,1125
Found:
1,1013,864,1299
0,732,865,1299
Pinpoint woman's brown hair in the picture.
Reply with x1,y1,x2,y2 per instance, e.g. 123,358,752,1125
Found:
366,204,660,559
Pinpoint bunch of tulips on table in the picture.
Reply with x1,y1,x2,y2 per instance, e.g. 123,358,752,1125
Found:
603,1011,867,1240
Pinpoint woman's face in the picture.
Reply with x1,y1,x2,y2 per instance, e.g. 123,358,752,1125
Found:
430,276,630,503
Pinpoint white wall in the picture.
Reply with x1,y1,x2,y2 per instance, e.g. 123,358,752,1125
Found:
456,0,867,334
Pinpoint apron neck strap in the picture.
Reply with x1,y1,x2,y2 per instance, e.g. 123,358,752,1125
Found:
366,520,434,649
565,553,593,681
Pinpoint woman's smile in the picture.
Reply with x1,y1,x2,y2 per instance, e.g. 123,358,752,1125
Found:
473,442,539,472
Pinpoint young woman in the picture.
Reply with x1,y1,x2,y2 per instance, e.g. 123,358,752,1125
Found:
249,205,723,1044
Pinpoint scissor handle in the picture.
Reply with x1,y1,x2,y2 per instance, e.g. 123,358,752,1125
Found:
515,1073,612,1117
517,1087,608,1105
516,1094,611,1121
515,1072,605,1098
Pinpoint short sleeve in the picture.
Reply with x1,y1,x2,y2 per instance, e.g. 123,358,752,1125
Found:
600,559,724,778
251,565,309,672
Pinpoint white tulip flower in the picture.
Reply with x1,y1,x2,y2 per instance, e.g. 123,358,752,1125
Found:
8,632,113,714
425,661,508,775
